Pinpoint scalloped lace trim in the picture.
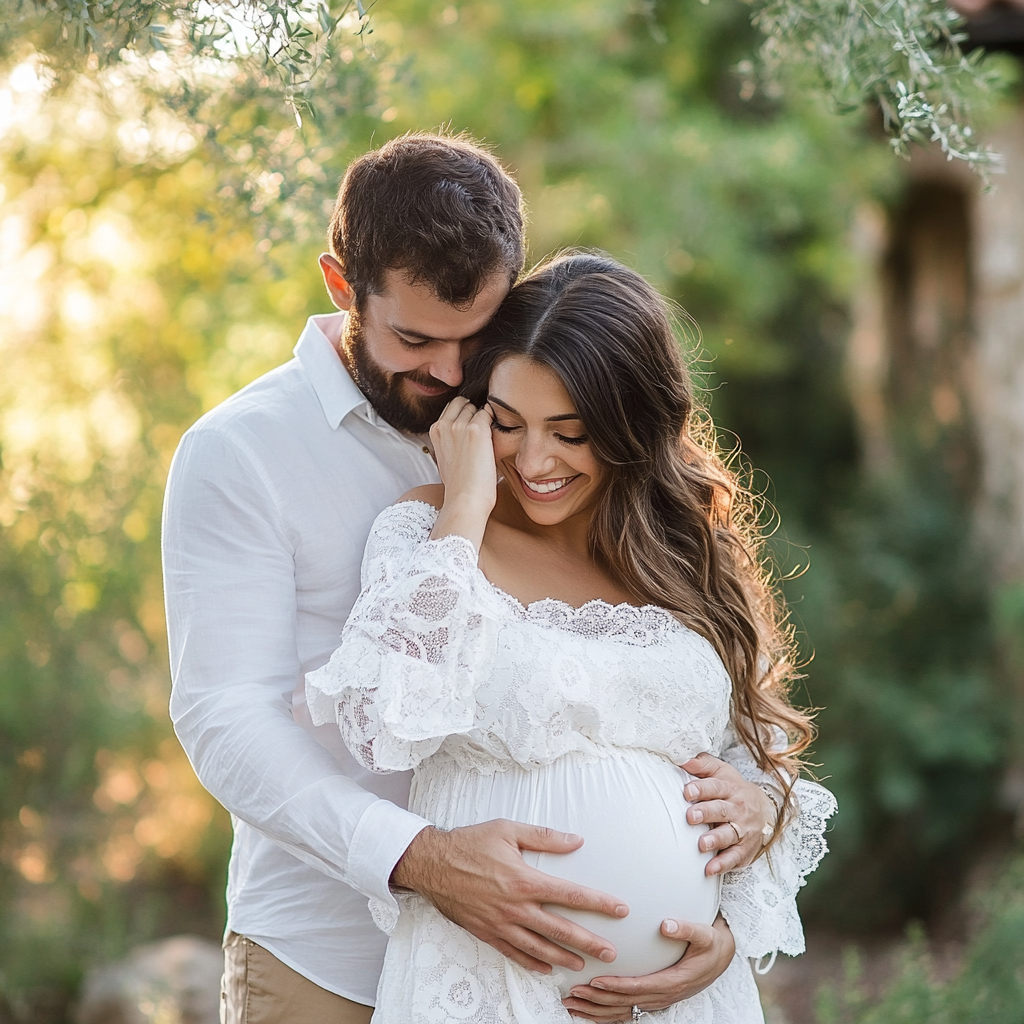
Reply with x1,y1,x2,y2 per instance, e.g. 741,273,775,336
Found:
397,500,683,646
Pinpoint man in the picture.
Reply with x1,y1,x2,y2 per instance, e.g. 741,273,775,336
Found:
163,132,771,1023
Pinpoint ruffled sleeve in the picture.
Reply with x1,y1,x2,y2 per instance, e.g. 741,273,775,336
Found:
305,500,501,774
717,724,838,963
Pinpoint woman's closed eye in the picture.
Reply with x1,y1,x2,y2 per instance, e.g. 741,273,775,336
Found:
491,420,588,446
491,419,522,434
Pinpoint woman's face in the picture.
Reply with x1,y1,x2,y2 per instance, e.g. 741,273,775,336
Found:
487,355,606,526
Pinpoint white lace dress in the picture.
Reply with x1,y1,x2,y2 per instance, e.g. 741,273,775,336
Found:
306,502,837,1023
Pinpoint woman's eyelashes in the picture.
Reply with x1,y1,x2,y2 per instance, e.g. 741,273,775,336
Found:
490,420,588,446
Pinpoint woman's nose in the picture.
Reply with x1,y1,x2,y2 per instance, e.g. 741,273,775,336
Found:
515,435,559,478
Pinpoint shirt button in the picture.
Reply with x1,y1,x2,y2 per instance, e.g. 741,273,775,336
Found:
422,446,430,454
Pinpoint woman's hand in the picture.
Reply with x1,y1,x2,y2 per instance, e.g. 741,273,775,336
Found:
429,397,497,551
680,752,776,875
562,915,736,1021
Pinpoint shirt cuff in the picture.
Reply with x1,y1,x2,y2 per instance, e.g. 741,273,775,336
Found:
347,797,432,907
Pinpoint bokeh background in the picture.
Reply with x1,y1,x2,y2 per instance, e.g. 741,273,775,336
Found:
2,1,1024,1020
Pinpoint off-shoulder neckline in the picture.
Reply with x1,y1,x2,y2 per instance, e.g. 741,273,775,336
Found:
391,499,682,629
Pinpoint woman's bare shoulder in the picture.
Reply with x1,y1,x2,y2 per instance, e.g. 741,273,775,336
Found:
396,483,444,510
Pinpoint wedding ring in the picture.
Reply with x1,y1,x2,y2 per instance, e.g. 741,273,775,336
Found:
726,821,743,845
631,1006,644,1022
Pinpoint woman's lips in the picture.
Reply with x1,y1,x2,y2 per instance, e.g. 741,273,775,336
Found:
514,468,582,503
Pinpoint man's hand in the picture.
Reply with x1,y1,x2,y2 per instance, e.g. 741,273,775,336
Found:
391,820,629,974
562,915,736,1021
680,752,776,875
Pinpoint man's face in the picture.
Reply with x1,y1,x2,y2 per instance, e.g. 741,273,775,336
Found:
341,268,511,434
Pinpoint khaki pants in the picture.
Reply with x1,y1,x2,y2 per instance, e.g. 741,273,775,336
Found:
221,933,374,1024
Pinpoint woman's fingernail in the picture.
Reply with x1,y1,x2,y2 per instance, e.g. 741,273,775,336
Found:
691,809,703,823
590,981,607,990
615,904,629,917
700,836,711,851
684,784,698,800
562,832,582,843
708,862,721,875
599,949,616,962
663,919,679,934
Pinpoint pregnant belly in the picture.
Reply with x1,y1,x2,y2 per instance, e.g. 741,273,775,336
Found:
410,749,720,995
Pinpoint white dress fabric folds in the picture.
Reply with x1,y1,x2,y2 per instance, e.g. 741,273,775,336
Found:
306,501,837,1023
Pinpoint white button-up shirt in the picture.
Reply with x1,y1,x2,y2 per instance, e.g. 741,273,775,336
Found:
163,312,440,1003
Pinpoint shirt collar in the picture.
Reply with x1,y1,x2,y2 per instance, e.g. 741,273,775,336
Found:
294,312,368,430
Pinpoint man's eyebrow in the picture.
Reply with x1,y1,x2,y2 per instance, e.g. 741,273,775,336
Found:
487,395,581,422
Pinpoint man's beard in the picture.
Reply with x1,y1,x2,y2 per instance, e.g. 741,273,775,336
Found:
342,306,457,434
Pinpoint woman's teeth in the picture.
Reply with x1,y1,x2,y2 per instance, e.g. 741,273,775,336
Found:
524,477,574,494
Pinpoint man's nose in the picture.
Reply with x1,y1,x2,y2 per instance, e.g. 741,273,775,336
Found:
426,342,464,387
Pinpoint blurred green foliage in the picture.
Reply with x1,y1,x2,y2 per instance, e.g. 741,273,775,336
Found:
0,0,1020,1018
816,857,1024,1023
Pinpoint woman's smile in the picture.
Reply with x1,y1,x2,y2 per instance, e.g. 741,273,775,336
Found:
513,467,583,500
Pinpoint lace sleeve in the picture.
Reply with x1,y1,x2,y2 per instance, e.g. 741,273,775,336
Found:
717,724,838,962
304,501,501,773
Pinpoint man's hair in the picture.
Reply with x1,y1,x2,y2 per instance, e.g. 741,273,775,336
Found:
328,131,526,308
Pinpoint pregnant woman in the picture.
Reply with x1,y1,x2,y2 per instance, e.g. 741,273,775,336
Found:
306,253,836,1023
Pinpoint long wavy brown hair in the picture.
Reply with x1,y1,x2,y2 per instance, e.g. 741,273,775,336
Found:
463,252,814,834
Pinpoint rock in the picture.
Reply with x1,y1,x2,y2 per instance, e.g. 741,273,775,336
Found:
75,936,222,1024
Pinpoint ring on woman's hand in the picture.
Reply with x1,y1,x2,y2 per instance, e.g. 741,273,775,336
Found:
631,1006,644,1022
726,820,744,845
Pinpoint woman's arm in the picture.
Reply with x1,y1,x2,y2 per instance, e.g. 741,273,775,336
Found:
428,395,497,550
305,395,501,772
304,499,497,772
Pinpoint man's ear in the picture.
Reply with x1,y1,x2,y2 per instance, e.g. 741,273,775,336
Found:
319,253,355,311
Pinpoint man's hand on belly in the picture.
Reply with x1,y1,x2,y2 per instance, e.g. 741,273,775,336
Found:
391,820,630,974
561,914,736,1021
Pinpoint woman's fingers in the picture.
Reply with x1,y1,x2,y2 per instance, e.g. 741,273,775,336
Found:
565,918,734,1017
699,822,742,853
680,751,731,778
706,843,747,876
432,397,474,435
439,395,473,421
564,986,635,1007
428,393,498,547
562,1002,625,1018
453,397,480,424
683,776,731,802
680,756,777,871
687,798,732,825
561,999,632,1021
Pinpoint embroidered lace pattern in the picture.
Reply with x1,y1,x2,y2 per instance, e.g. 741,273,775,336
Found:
305,501,838,1023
